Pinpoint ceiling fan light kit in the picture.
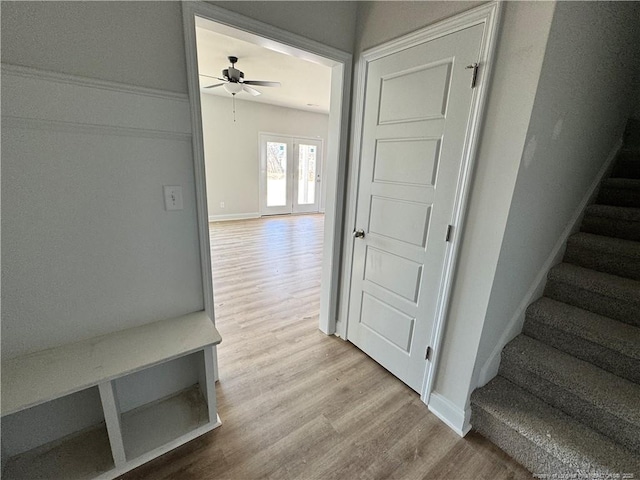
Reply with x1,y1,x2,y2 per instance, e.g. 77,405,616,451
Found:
223,83,242,95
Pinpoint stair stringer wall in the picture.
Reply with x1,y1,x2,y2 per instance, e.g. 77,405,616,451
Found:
468,1,640,408
476,139,622,387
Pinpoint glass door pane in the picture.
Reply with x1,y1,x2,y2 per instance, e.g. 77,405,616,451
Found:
292,139,321,214
266,142,287,207
297,144,317,205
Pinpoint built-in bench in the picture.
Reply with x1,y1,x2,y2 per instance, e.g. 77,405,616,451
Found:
1,311,222,479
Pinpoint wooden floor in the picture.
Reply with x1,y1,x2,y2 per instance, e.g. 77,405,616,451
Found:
124,214,531,480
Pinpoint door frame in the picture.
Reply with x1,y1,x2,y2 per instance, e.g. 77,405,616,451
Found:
339,2,502,407
181,3,352,340
258,132,324,216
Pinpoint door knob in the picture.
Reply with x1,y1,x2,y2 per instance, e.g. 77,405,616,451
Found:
353,229,365,239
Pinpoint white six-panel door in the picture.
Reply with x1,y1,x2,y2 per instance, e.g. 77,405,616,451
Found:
347,25,484,392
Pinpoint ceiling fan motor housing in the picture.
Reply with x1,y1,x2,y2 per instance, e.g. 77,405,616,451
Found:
223,67,244,83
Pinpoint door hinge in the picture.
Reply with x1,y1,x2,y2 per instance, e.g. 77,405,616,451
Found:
425,346,433,360
445,225,453,242
466,63,479,88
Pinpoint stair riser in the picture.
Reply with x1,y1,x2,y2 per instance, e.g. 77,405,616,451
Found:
523,318,640,384
625,119,640,149
499,359,640,454
581,216,640,242
564,245,640,280
471,408,569,476
597,188,640,208
612,162,640,179
544,280,640,326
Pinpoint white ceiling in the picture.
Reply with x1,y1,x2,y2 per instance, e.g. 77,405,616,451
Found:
195,20,332,114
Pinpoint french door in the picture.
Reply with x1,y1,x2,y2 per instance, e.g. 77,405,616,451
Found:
259,133,322,215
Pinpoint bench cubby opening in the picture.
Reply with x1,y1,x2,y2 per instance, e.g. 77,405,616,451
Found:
1,386,113,479
1,312,221,479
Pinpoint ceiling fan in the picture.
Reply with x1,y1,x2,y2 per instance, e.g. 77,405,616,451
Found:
201,56,281,97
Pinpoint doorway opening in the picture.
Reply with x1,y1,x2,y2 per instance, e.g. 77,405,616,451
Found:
181,3,352,359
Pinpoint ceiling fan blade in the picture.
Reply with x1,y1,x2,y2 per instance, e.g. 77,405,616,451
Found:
242,85,261,96
204,83,225,89
243,80,281,87
200,74,227,82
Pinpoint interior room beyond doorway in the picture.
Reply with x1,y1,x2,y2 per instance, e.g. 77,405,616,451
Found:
195,17,332,223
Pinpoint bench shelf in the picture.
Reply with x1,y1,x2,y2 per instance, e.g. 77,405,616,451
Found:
1,311,222,480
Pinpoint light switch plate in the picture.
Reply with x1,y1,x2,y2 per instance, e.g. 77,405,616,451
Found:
163,185,183,211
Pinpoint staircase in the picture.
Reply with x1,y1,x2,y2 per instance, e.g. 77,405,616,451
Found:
471,119,640,478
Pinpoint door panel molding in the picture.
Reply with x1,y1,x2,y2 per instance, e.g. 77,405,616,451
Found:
339,2,503,412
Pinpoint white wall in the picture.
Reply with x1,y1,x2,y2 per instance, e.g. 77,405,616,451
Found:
1,1,203,359
473,1,640,387
207,1,358,53
201,94,329,218
0,1,188,93
355,1,483,52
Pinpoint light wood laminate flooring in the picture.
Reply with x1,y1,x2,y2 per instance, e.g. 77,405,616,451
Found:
123,214,531,480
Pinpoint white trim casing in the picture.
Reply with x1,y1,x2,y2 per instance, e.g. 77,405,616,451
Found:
182,7,219,380
340,1,503,420
319,61,351,335
181,2,352,339
476,137,624,387
182,8,215,319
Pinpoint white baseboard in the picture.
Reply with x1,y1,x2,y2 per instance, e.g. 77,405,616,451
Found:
208,212,261,223
428,392,471,437
476,137,623,387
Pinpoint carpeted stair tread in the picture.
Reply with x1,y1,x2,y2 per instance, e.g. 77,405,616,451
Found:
500,335,640,453
471,376,640,476
545,263,640,325
567,232,640,257
565,232,640,280
525,297,640,374
584,203,640,221
547,263,639,302
525,298,640,382
581,205,640,241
